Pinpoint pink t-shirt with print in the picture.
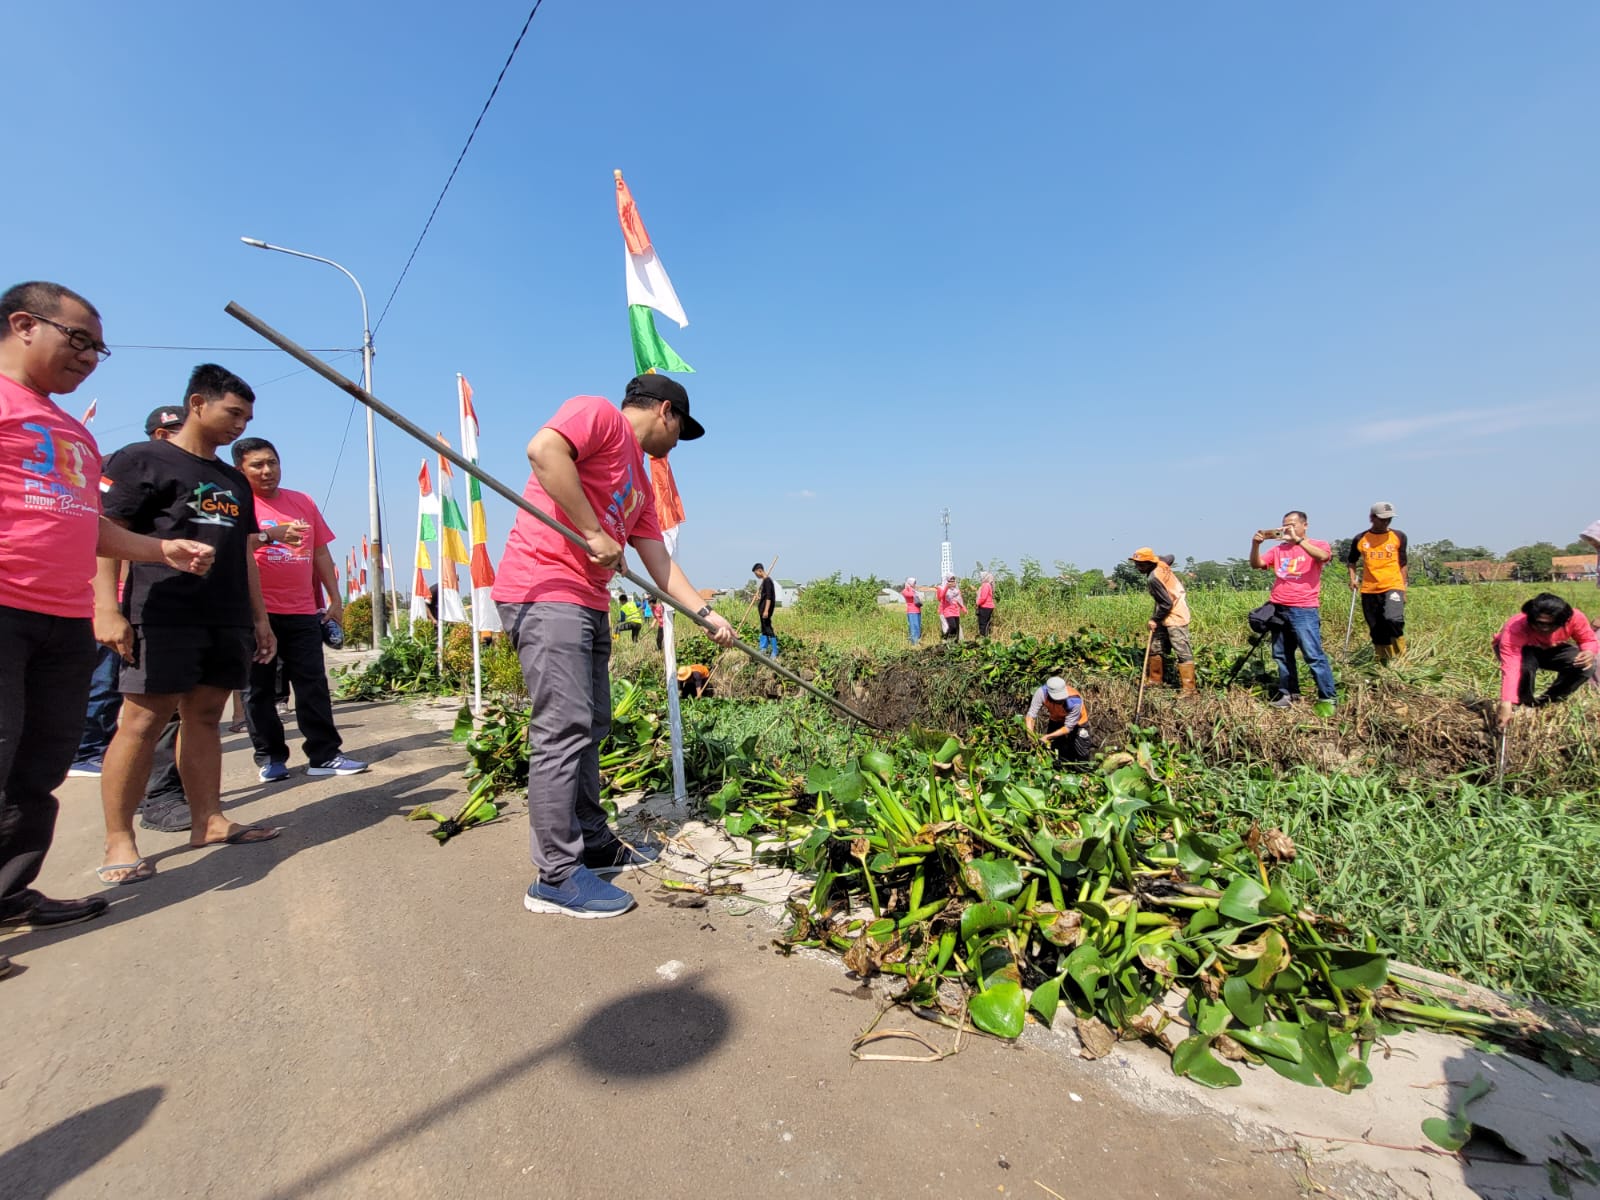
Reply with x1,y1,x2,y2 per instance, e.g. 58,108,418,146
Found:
1262,539,1329,608
0,374,102,618
250,487,334,615
492,395,662,612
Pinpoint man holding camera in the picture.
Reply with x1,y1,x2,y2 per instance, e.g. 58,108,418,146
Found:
1250,511,1336,714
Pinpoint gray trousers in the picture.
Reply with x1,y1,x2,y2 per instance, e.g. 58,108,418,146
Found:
498,602,613,885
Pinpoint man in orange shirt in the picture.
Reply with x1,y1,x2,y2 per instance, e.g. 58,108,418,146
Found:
1345,502,1408,660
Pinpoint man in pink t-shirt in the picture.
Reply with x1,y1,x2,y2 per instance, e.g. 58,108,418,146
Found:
0,282,213,943
233,437,366,781
493,374,733,919
1250,510,1337,711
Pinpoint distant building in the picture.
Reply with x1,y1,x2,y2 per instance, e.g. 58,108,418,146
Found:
1444,560,1515,583
1552,554,1599,582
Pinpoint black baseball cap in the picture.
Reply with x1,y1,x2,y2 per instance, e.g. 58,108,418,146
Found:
145,406,185,435
624,373,704,441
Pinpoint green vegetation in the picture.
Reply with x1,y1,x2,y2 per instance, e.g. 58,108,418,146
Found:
346,576,1599,1076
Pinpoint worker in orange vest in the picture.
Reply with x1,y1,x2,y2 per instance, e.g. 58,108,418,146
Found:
1129,548,1196,695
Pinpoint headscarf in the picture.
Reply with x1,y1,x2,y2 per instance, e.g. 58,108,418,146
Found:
980,572,995,584
904,576,916,590
946,577,964,605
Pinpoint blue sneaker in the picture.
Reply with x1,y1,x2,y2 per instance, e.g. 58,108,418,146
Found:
67,760,103,779
258,761,290,783
583,839,662,879
523,865,636,919
306,755,369,777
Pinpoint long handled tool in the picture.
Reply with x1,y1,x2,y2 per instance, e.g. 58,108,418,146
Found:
1134,629,1155,723
1495,726,1508,785
224,301,881,730
1343,575,1359,654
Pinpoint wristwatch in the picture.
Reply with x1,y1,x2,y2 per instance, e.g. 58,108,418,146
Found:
695,605,712,619
257,530,272,546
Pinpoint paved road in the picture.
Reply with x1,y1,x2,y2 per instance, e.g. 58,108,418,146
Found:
2,697,1306,1199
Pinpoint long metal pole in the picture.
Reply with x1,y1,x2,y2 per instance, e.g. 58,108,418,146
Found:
363,327,388,646
224,301,880,729
240,238,386,645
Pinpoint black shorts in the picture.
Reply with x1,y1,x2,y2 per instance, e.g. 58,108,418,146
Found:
120,624,254,695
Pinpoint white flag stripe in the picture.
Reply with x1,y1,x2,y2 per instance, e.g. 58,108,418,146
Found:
624,247,689,328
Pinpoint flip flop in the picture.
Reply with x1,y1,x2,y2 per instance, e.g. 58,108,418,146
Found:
96,858,154,885
221,824,281,846
227,720,248,733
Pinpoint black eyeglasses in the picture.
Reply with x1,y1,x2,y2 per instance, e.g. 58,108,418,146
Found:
25,312,111,361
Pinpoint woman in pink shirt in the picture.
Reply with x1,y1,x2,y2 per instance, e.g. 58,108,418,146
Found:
1492,592,1599,729
936,575,968,641
901,577,922,644
976,571,996,639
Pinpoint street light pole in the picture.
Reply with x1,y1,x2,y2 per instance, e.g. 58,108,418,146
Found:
240,237,387,646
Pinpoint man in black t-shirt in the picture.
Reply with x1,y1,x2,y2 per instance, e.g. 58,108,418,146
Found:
752,563,778,658
94,364,281,886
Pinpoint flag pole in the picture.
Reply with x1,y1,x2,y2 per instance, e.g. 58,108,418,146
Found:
461,374,485,716
435,447,446,675
223,302,882,729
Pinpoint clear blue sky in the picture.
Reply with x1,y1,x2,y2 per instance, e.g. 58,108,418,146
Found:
10,2,1600,591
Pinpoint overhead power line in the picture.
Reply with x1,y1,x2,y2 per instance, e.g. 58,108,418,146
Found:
110,344,355,353
372,0,547,334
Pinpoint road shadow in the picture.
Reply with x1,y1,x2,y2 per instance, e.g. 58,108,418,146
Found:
0,1087,164,1197
256,978,731,1199
10,732,464,952
1439,1037,1600,1198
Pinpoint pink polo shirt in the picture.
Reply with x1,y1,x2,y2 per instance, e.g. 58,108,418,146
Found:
250,487,334,615
1261,540,1329,608
492,395,662,612
0,374,102,618
1493,611,1599,704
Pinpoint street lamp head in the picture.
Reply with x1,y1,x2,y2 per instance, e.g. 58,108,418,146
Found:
240,237,268,248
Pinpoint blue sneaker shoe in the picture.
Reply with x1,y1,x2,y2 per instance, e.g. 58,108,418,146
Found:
67,760,103,779
306,755,369,777
258,761,290,783
523,865,636,919
583,839,662,879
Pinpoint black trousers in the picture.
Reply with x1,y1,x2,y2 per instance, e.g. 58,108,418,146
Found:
1360,591,1405,646
1512,642,1595,706
1046,721,1093,765
0,605,95,909
977,607,993,637
245,614,341,766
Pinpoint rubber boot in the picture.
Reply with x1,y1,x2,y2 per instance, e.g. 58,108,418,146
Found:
1177,662,1198,696
1147,654,1165,688
1373,642,1391,662
1392,636,1406,658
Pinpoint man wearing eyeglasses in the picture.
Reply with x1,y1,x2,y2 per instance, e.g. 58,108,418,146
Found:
493,374,735,919
0,282,214,971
